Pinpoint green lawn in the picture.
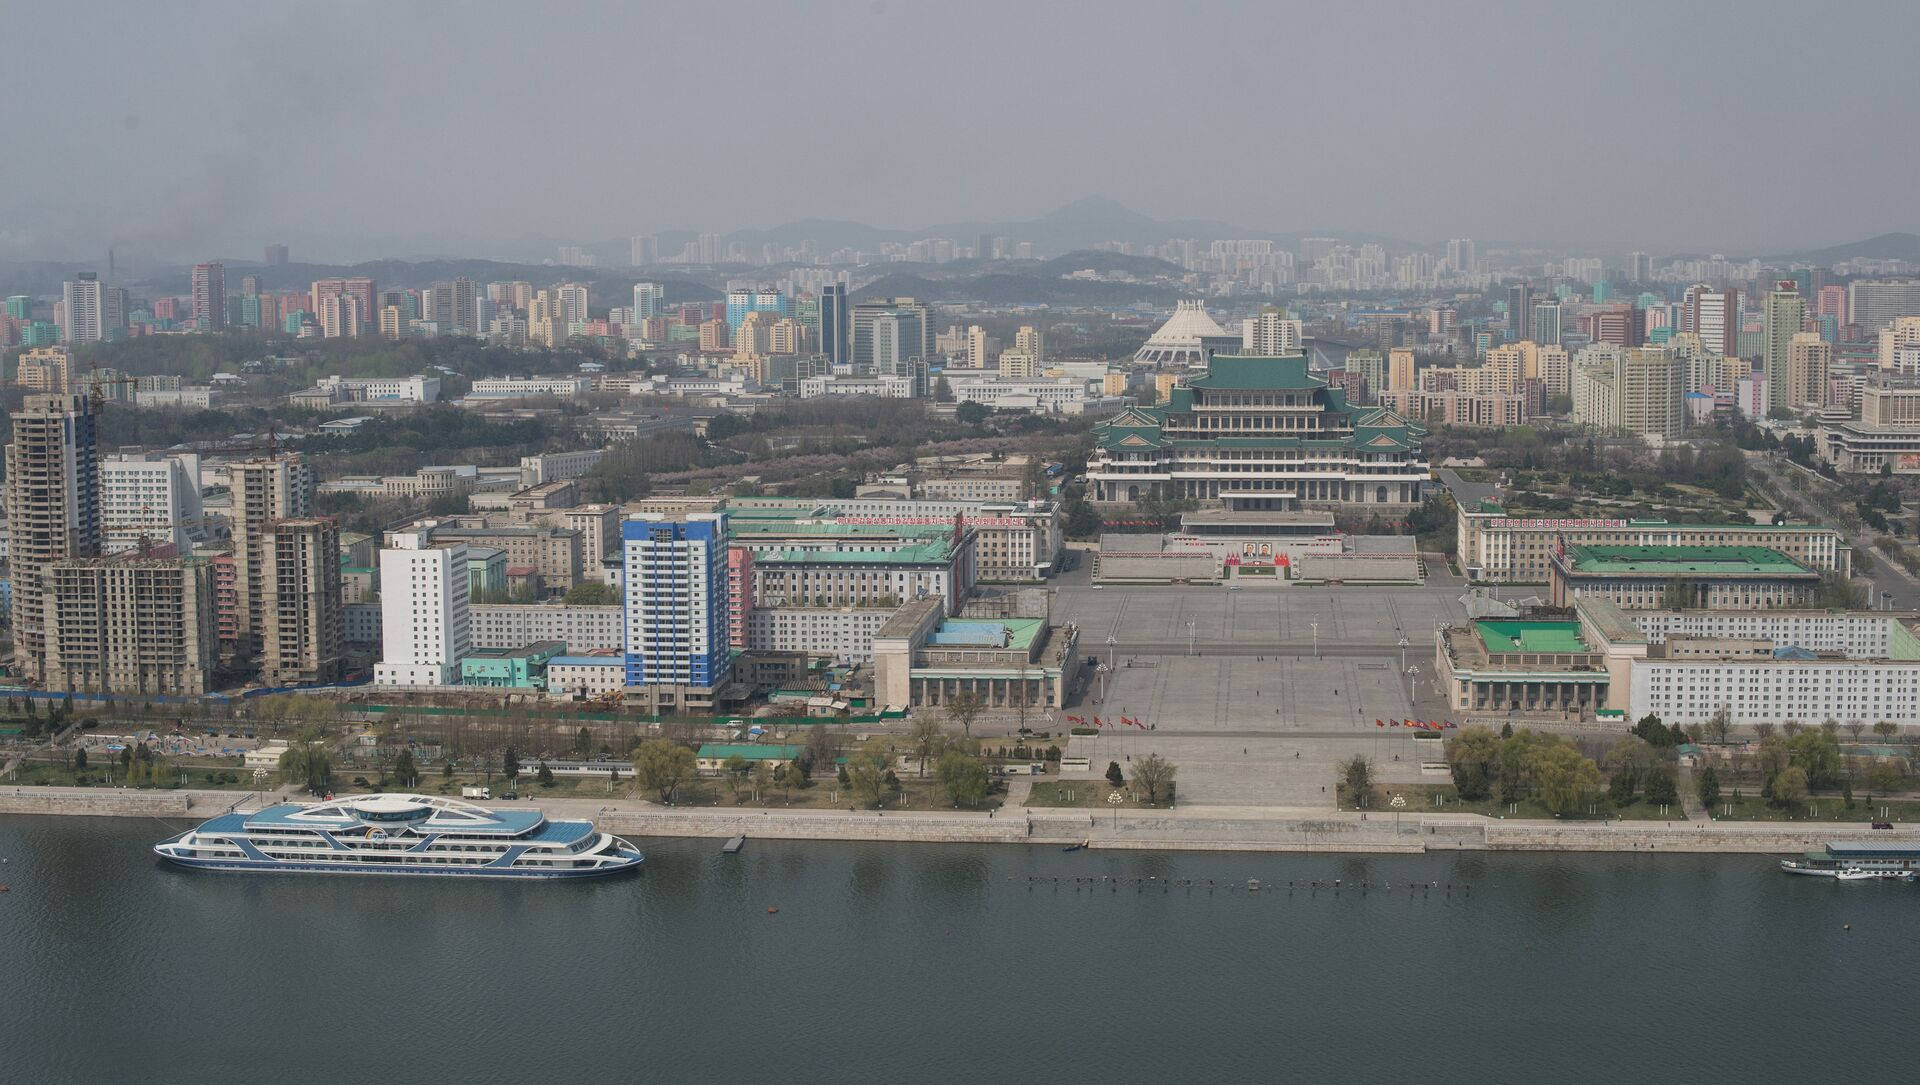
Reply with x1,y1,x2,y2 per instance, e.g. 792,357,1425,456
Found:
1701,793,1920,824
1027,779,1172,809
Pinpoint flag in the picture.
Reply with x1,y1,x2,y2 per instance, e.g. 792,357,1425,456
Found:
1067,715,1085,725
1376,720,1384,727
1093,716,1103,727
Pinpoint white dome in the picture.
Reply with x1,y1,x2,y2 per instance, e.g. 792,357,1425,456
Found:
1133,300,1227,367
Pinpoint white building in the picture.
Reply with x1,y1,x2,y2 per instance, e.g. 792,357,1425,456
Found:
622,513,732,689
519,449,606,487
745,606,896,663
100,452,205,554
547,655,626,697
467,377,592,399
133,387,216,409
1241,311,1304,355
63,275,104,343
1132,300,1228,368
468,603,623,653
798,375,917,399
374,532,472,686
948,376,1106,412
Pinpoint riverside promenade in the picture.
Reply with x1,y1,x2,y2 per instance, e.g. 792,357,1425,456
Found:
1,785,1903,855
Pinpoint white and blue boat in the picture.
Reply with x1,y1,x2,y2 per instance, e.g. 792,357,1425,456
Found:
154,793,643,878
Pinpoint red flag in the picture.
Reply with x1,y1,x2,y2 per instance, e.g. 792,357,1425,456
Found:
1093,716,1103,727
1376,720,1384,727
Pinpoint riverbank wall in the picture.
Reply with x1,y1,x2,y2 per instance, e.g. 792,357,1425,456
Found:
0,787,1900,855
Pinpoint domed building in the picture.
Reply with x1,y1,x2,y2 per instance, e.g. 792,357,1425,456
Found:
1132,300,1229,368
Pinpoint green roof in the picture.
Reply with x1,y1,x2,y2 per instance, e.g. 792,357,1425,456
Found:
1565,544,1812,577
697,744,802,761
1189,354,1325,390
749,538,957,565
1475,620,1588,654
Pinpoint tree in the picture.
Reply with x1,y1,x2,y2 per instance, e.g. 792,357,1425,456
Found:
945,691,986,738
1846,720,1867,742
805,727,837,776
562,582,621,605
536,761,555,788
1873,720,1899,742
1706,707,1733,745
73,747,87,771
955,401,991,425
391,748,419,788
1786,729,1843,789
442,759,454,779
1105,760,1125,788
277,741,332,793
1339,755,1373,809
1660,577,1695,610
1534,744,1604,815
630,740,694,802
1447,726,1501,801
722,753,749,780
909,716,947,778
1770,764,1810,808
502,746,521,783
1132,754,1177,804
573,726,594,759
1815,572,1868,610
1644,766,1678,806
1697,764,1721,809
750,762,773,802
936,749,991,808
847,758,887,808
1631,714,1675,748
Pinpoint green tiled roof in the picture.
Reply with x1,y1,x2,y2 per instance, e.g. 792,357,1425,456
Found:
1475,620,1588,654
1565,544,1813,576
697,744,802,761
1190,354,1325,390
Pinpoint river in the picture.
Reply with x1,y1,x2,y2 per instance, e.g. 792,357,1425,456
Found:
2,815,1912,1084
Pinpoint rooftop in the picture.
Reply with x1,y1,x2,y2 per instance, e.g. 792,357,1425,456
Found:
1564,544,1812,577
696,744,803,761
1475,620,1588,655
927,617,1045,652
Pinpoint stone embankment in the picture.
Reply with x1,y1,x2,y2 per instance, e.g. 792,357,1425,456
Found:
0,786,1898,856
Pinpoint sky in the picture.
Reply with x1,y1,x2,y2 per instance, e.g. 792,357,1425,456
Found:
2,0,1917,264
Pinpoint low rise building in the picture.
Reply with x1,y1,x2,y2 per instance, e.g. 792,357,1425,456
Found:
1548,544,1821,610
546,655,625,698
460,641,563,688
1456,503,1851,583
467,603,623,652
871,597,1082,711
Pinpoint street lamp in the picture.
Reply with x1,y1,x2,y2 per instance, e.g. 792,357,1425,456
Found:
1398,635,1409,673
1187,619,1196,657
1106,633,1116,674
1310,621,1319,660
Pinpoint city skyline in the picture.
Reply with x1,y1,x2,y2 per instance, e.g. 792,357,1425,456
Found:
4,0,1918,264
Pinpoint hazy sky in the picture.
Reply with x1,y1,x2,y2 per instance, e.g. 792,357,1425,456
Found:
4,0,1916,263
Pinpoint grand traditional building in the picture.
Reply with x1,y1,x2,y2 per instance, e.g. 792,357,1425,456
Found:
1087,354,1428,510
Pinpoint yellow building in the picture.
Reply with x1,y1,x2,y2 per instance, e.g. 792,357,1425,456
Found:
1387,347,1415,391
15,347,71,393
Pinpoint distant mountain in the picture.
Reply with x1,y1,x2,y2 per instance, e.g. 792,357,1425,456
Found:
1778,232,1920,265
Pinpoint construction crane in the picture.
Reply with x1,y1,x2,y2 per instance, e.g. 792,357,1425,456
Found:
83,358,139,410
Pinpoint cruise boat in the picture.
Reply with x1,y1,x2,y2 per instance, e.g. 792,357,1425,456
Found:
154,794,644,878
1778,839,1920,880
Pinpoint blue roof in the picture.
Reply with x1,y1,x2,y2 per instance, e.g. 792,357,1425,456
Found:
550,655,622,667
242,800,546,836
928,620,1009,647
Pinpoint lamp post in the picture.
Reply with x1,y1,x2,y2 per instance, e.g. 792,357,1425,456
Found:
1310,621,1319,660
1187,619,1196,657
1106,634,1116,674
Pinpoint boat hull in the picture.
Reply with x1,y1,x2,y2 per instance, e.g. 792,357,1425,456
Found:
154,850,643,879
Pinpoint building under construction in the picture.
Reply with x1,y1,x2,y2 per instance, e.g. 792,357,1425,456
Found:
260,518,344,686
41,556,216,696
5,393,102,683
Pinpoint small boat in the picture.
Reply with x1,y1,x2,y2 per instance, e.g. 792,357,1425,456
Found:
1061,840,1089,852
722,835,746,854
1247,879,1261,892
1834,868,1878,881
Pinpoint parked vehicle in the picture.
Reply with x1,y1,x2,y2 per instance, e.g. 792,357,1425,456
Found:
461,786,491,800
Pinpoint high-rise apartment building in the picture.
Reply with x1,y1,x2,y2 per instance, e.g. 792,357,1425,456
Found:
15,346,72,393
1589,305,1645,348
852,298,930,377
191,262,227,331
819,283,849,365
228,454,315,665
1627,251,1650,283
622,513,731,691
1507,284,1533,339
1531,301,1562,347
1014,326,1045,368
556,282,590,326
632,282,664,321
260,518,344,686
1785,331,1831,412
1445,238,1476,274
1387,347,1416,392
1878,316,1920,372
42,556,216,695
1847,280,1920,336
1241,310,1303,354
62,274,104,343
1574,347,1684,439
725,288,787,331
1762,280,1806,413
375,532,471,687
310,278,376,338
1682,284,1738,357
100,452,204,554
965,325,990,369
5,394,102,682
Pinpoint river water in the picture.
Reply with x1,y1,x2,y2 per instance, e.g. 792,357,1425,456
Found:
2,815,1913,1084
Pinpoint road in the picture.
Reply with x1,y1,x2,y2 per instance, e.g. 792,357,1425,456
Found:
1755,454,1920,610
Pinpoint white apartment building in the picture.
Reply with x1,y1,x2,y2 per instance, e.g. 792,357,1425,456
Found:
133,387,216,409
948,376,1104,412
375,533,472,686
315,374,442,402
745,606,895,663
519,449,606,487
100,452,204,554
468,603,623,653
1241,311,1304,354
